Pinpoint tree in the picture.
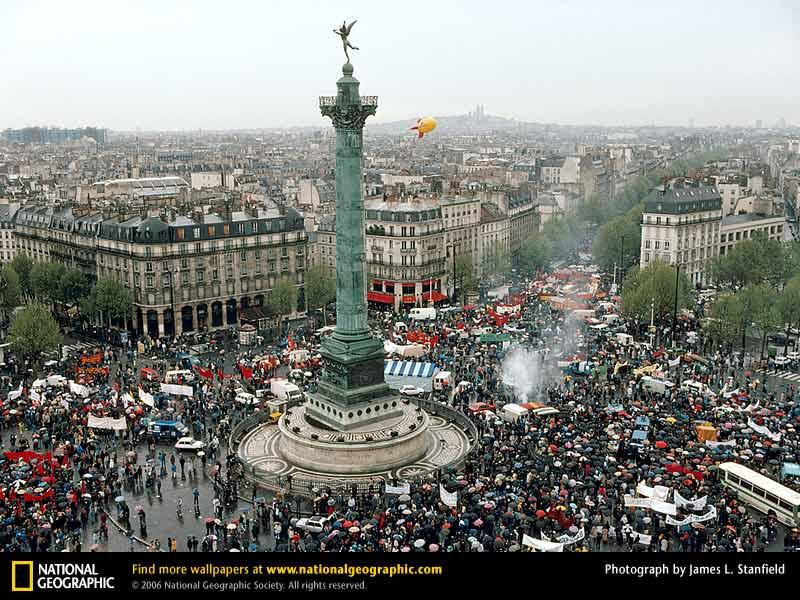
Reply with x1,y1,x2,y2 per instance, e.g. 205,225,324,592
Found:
750,285,781,359
91,277,133,328
453,255,476,304
59,269,90,307
305,265,335,325
517,234,551,276
30,261,66,304
592,203,643,277
732,283,773,356
79,289,97,323
484,244,512,279
710,232,795,289
0,265,21,325
577,193,608,224
9,303,62,366
266,278,298,332
620,260,692,327
705,293,744,352
542,216,582,263
10,254,33,298
776,275,800,353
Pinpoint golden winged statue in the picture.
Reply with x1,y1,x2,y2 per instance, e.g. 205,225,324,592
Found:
333,20,359,63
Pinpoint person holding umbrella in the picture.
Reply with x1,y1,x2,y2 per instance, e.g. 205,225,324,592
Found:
138,507,147,537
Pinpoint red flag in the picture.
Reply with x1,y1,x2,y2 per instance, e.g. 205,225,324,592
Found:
194,365,213,380
241,365,253,380
217,368,224,381
287,334,295,351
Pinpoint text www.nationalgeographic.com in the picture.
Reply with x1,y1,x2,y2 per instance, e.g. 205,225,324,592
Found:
263,564,442,577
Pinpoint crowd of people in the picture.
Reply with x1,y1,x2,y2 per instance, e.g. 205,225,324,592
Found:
2,266,800,553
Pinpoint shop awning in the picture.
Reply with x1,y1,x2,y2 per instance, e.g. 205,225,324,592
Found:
367,291,394,304
423,291,448,302
384,360,437,378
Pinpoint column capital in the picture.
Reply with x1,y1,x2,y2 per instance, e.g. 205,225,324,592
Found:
320,102,377,130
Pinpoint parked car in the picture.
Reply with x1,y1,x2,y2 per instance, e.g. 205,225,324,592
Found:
398,385,425,396
295,515,331,534
235,391,258,406
467,402,497,414
174,437,206,451
774,355,792,368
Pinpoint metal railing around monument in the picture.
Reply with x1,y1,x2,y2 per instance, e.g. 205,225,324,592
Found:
228,396,480,499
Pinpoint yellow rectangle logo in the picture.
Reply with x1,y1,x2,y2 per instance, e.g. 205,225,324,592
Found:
11,561,34,592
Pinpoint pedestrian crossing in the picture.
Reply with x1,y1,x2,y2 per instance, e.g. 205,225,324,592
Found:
62,341,101,355
755,368,800,382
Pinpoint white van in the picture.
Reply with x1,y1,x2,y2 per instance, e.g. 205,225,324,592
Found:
433,371,452,391
602,314,621,325
409,307,436,321
165,369,194,384
615,333,634,346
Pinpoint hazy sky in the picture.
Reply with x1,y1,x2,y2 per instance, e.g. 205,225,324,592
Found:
1,0,798,130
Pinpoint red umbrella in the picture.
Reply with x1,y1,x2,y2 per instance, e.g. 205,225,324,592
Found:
655,441,668,449
535,510,546,518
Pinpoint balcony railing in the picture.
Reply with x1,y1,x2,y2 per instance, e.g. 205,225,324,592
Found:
319,95,378,107
367,228,445,237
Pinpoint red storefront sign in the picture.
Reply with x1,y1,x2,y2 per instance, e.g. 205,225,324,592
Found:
367,291,394,304
423,291,448,302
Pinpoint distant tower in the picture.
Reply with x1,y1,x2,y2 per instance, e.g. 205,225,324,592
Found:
756,119,762,129
689,118,695,129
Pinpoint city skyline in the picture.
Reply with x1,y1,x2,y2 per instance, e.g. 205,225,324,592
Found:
2,0,798,131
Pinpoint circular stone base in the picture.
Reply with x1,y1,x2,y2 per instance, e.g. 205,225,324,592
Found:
278,403,430,475
237,404,473,492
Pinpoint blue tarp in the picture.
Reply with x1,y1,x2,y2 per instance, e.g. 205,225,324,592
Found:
635,416,651,428
632,430,648,441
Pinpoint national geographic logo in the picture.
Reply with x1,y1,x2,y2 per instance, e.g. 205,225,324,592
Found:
11,562,33,592
11,562,115,592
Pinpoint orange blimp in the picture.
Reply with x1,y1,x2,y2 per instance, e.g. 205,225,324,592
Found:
410,117,437,139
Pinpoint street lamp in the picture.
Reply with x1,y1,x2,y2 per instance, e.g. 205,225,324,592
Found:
168,266,179,341
671,263,681,348
649,297,656,349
